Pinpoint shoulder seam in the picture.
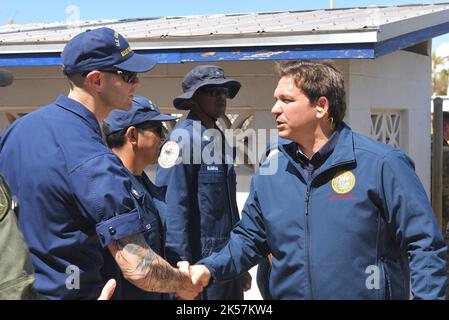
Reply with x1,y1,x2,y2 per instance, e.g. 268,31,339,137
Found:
68,151,117,175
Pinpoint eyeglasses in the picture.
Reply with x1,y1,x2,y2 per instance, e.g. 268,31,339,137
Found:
100,69,138,84
200,87,230,98
82,69,138,84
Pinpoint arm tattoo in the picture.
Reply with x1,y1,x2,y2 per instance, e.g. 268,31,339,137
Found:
108,233,190,293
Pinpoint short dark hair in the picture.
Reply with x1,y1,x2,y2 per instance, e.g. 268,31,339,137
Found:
102,121,160,149
103,122,125,149
276,60,346,123
66,74,86,90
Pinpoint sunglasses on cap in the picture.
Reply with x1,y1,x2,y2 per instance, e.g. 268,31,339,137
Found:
82,69,138,84
199,86,230,98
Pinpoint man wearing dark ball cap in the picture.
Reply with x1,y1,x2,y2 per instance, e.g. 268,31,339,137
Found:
0,27,201,299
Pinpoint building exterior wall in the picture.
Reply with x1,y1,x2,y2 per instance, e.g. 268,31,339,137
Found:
347,50,432,195
0,55,432,194
0,54,432,191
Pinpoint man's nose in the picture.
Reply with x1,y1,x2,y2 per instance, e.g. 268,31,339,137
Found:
216,93,227,101
271,101,282,114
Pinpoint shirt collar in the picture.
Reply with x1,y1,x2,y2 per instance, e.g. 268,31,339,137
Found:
296,125,340,167
54,95,102,136
187,111,200,122
187,111,222,132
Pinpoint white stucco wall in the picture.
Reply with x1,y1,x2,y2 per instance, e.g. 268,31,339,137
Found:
347,51,432,195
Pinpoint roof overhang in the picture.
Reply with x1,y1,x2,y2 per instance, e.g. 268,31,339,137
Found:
1,4,448,67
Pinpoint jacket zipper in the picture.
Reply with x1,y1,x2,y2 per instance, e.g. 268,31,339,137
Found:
379,258,391,300
304,161,353,300
305,187,314,299
282,141,355,299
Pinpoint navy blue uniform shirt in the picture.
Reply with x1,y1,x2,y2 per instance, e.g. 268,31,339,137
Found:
101,172,167,300
0,95,148,299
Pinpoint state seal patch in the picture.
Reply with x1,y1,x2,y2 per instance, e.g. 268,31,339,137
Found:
331,170,356,194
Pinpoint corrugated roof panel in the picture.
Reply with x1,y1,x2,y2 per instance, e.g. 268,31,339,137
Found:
0,3,449,64
1,3,449,43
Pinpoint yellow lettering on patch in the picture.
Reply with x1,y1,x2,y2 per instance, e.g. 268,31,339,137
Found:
121,47,132,57
114,32,121,47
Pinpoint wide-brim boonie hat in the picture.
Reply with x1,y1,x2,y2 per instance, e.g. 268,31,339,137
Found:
173,65,241,110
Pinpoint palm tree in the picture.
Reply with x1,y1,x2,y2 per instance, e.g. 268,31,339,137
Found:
432,52,449,95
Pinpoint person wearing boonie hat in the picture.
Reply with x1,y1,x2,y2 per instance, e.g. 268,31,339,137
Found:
100,96,180,300
156,65,252,300
0,28,202,299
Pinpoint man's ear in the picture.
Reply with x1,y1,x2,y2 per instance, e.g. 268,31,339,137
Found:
84,71,102,92
125,126,138,144
315,96,329,118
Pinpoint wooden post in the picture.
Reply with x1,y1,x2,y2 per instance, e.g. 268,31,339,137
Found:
432,97,443,228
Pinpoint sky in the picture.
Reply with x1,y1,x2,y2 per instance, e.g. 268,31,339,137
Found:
1,0,449,55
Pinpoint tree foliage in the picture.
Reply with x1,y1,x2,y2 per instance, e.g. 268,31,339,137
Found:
432,52,449,95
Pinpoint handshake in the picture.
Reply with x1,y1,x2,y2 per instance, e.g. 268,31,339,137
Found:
174,262,252,300
175,262,211,300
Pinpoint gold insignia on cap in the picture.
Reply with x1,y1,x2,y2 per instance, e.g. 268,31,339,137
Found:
120,47,132,57
331,170,356,194
114,31,121,47
148,100,155,111
0,176,11,221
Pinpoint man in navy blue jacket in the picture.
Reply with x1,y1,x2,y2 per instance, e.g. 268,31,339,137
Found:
101,96,179,300
189,60,447,299
0,28,201,300
156,65,251,299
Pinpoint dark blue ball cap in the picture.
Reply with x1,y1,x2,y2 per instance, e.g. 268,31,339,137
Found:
61,27,157,75
104,96,179,136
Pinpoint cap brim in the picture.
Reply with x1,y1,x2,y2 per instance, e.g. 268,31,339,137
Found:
173,79,241,110
114,53,157,73
133,113,180,125
108,114,180,136
150,114,180,121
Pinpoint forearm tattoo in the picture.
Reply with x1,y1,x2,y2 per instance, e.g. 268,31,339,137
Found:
108,233,190,293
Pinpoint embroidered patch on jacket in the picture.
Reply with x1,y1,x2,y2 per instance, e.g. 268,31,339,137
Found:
158,141,180,169
331,170,356,194
0,178,11,220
